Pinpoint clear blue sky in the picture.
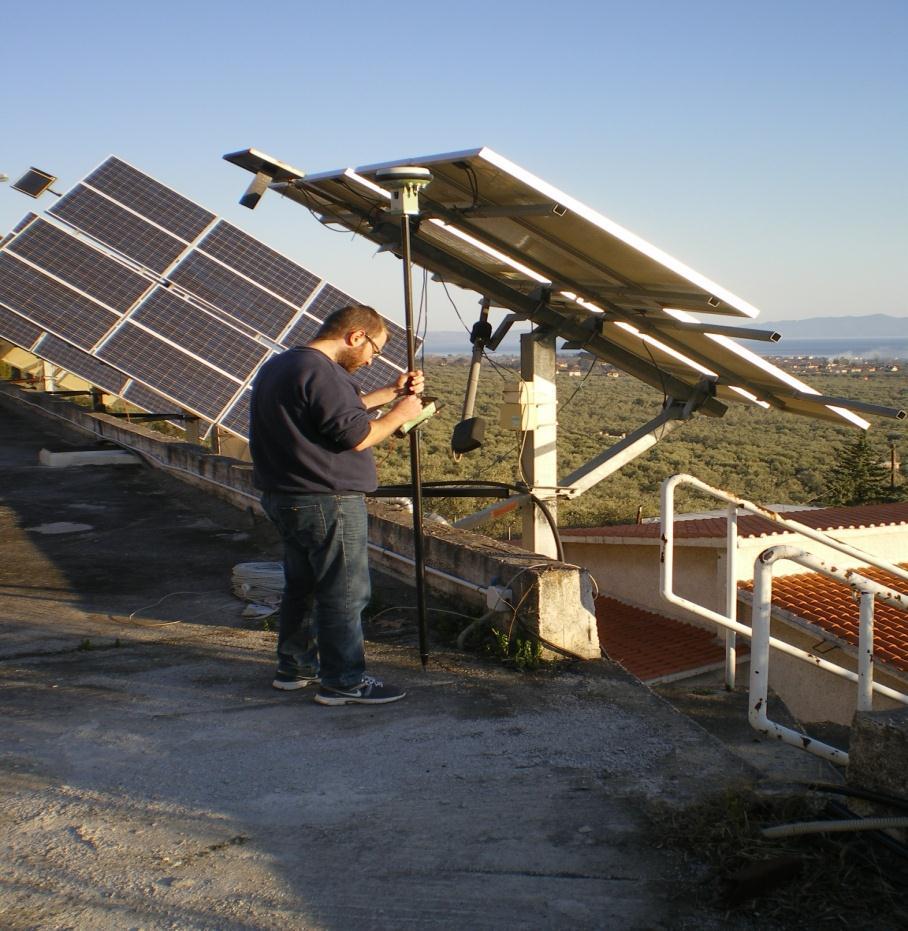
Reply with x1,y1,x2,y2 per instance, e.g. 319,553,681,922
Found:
2,0,906,336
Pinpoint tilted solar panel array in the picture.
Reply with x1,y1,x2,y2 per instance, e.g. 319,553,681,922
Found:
0,156,413,437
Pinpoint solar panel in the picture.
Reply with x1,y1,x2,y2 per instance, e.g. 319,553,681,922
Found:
280,311,321,348
0,302,42,349
130,288,269,379
250,146,870,428
84,156,215,241
2,155,420,440
0,253,118,345
11,168,57,199
198,221,320,306
168,251,297,339
220,389,252,437
7,218,152,313
11,213,39,235
97,324,240,420
34,333,128,394
122,380,182,413
50,185,188,273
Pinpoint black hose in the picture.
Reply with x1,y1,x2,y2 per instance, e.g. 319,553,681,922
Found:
424,480,564,561
804,781,908,813
826,799,908,860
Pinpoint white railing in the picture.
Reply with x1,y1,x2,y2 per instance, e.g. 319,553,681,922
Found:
660,474,908,764
751,545,907,763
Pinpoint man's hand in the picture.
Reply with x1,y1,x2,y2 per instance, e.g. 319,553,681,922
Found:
352,392,424,451
392,392,424,421
361,369,425,413
395,369,425,396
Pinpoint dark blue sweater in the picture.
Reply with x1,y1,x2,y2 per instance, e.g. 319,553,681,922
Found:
249,347,377,494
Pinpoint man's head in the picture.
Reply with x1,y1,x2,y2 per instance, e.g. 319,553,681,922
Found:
314,304,388,372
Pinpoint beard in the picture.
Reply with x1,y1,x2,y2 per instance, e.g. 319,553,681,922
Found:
336,346,368,373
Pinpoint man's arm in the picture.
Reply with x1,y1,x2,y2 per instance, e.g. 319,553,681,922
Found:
353,393,424,451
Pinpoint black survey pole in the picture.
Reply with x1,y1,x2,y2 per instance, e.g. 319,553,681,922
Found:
375,166,433,669
399,214,430,668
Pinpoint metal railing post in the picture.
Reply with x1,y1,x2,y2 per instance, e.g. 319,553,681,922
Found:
725,503,738,689
748,551,773,733
858,590,875,712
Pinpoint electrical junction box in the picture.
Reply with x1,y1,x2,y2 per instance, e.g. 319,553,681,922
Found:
499,382,556,431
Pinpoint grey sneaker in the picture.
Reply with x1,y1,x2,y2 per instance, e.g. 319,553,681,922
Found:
272,670,320,691
314,675,406,706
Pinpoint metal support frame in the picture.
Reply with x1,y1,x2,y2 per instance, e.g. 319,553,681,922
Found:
455,383,715,532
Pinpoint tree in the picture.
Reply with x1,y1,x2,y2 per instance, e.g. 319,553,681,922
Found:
821,434,897,506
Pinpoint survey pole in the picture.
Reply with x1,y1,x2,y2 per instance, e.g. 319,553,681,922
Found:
375,167,433,668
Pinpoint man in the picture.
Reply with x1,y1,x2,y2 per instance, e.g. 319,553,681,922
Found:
249,304,424,706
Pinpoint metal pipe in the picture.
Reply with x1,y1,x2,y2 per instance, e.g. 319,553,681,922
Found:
858,590,875,712
750,547,850,764
461,298,490,422
749,548,773,737
724,503,738,690
399,215,429,669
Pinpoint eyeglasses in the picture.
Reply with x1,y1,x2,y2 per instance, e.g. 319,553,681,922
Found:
363,333,383,358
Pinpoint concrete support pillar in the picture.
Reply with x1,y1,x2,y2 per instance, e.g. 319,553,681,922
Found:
183,412,200,445
519,332,559,558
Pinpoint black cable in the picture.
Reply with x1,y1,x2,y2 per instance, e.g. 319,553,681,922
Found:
438,278,514,383
826,799,908,861
383,479,565,562
557,355,598,414
804,781,908,813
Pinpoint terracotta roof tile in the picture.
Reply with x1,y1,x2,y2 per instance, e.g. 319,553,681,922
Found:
564,502,908,542
739,563,908,674
595,595,747,683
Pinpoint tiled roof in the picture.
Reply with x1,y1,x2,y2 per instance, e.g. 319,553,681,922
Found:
739,563,908,674
564,502,908,542
595,596,747,683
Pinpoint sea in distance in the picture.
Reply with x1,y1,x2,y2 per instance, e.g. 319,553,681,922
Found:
422,332,908,360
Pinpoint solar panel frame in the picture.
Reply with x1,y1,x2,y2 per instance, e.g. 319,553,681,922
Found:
122,380,185,414
219,389,252,437
274,148,868,428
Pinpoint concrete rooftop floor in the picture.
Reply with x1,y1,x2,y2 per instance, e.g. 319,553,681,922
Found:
0,397,835,930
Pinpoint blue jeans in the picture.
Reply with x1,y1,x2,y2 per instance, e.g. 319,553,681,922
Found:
261,492,370,689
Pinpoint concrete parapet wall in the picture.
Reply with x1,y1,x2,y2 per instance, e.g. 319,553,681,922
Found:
368,500,599,658
0,382,600,659
848,706,908,795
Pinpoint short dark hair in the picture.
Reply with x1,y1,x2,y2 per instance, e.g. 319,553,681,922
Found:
316,304,386,341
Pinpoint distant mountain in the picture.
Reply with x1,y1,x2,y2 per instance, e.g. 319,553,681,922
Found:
423,329,526,355
754,314,907,338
